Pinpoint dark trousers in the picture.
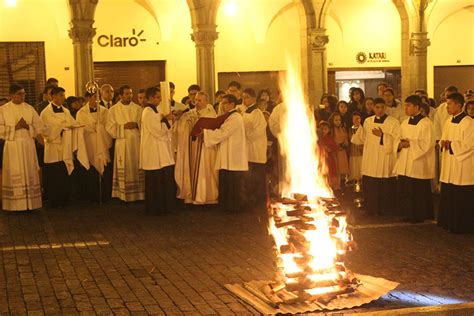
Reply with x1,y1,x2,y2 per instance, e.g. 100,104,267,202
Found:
439,183,474,234
245,162,267,211
398,175,433,223
44,161,71,208
145,166,176,215
219,169,245,212
363,175,398,215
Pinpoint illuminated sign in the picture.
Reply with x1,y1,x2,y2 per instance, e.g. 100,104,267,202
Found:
97,29,147,47
356,52,389,64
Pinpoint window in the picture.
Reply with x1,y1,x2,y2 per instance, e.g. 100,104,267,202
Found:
0,42,46,105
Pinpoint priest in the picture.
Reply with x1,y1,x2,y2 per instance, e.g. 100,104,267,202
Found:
106,85,145,202
175,91,218,205
351,98,400,216
240,88,267,211
40,87,79,208
76,91,113,202
394,95,435,223
0,84,43,211
202,94,248,212
438,92,474,234
140,87,176,215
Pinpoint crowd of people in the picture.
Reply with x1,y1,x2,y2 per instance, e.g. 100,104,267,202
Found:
0,78,472,234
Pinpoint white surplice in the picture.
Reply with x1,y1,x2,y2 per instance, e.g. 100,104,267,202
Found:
351,114,400,178
76,104,113,175
241,104,267,164
176,105,218,204
434,102,449,141
203,110,248,171
394,115,435,179
439,113,474,186
106,101,144,201
386,102,407,123
40,103,89,174
139,106,174,170
0,102,43,211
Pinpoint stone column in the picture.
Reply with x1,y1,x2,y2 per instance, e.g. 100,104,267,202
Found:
69,19,96,96
191,25,219,102
408,31,430,94
306,28,329,107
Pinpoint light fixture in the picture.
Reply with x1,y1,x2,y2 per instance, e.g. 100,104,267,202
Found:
4,0,17,7
224,0,238,17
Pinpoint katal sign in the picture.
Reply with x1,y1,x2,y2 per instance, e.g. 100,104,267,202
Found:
356,52,390,64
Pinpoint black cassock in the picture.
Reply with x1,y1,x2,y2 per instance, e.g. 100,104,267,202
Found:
219,170,246,213
439,183,474,234
397,175,433,223
145,165,176,215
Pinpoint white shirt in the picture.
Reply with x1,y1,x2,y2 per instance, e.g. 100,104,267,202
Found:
351,114,400,178
439,112,474,185
203,110,248,171
394,114,435,179
241,104,267,164
140,106,175,170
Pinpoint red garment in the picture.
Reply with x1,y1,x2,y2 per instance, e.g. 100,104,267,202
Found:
318,135,338,177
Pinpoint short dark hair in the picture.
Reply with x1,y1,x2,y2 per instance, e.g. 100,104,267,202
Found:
46,77,58,85
228,81,241,90
118,85,131,96
404,95,422,107
0,97,9,103
222,94,238,106
384,87,395,96
169,82,175,89
138,88,146,94
374,97,386,105
84,91,96,98
51,87,65,96
9,83,24,95
43,84,55,95
445,86,458,93
420,103,430,116
65,96,78,106
352,111,361,118
242,88,256,98
145,87,160,100
215,90,225,97
377,82,388,89
188,84,200,93
447,92,465,106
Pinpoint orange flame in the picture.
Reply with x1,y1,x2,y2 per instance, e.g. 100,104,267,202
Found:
278,61,331,200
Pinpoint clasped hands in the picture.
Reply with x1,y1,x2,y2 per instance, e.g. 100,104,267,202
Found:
398,139,410,150
124,122,139,129
15,118,29,130
439,140,451,150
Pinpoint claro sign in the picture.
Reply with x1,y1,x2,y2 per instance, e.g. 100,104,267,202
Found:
97,29,147,47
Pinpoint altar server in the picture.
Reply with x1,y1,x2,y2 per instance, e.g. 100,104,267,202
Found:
140,87,176,215
76,92,113,202
351,98,400,215
40,87,78,208
438,93,474,234
203,94,248,213
0,84,43,211
394,95,435,223
106,85,144,202
240,88,267,210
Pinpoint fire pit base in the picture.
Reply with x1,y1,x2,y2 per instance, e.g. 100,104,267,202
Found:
225,274,399,314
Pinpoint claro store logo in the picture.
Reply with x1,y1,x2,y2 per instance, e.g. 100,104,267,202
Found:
97,29,147,47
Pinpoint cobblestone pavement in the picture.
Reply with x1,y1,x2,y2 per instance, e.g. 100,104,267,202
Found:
0,199,473,315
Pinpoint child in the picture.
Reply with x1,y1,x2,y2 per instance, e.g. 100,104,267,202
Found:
329,112,350,190
465,100,474,118
337,101,352,131
349,112,363,183
317,121,338,191
361,97,374,123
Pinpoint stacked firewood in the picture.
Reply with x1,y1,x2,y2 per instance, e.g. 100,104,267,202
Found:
264,194,359,305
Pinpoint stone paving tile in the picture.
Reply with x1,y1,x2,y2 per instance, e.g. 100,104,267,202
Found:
0,199,473,314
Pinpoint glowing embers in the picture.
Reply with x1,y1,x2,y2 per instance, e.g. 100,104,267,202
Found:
267,194,358,305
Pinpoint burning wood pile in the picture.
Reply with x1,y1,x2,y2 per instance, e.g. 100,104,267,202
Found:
265,194,359,306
